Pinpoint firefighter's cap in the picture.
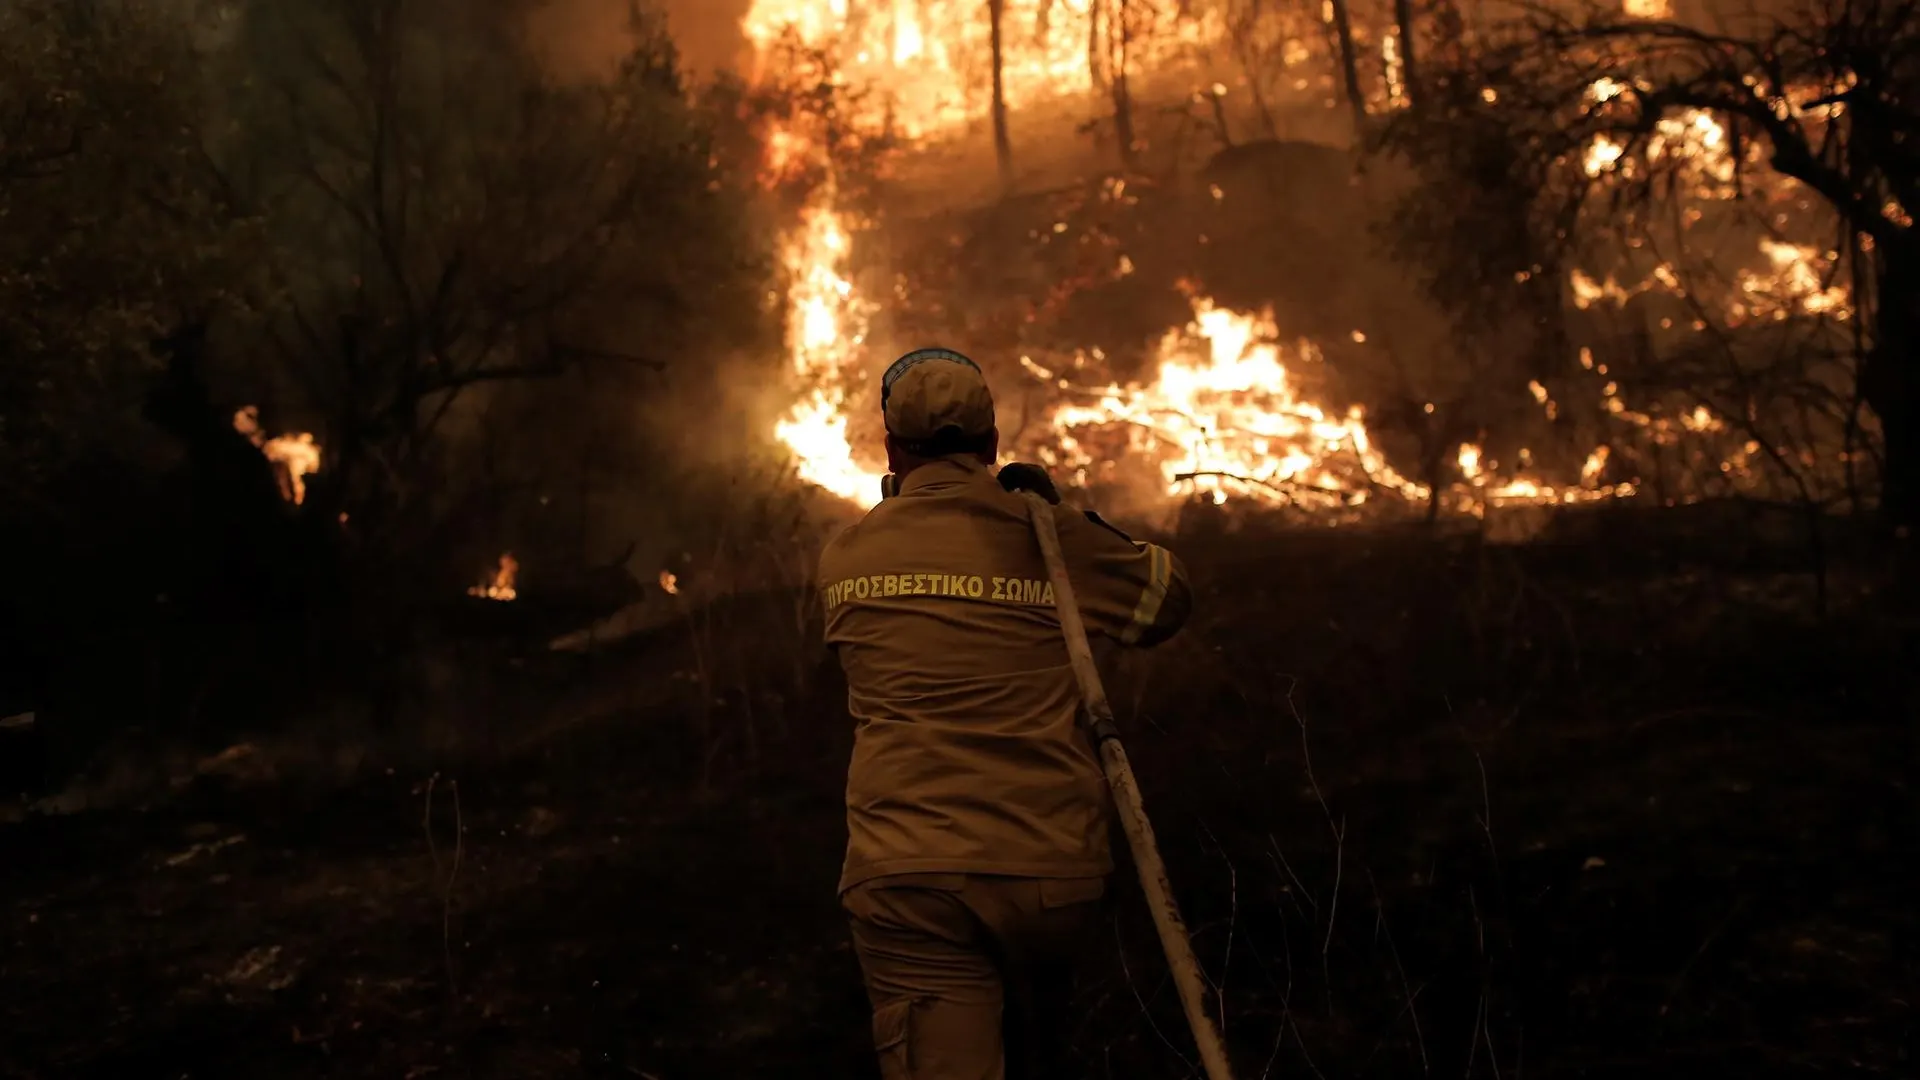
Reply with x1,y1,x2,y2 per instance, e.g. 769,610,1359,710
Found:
880,348,995,442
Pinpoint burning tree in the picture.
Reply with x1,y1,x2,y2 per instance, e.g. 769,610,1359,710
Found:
1376,0,1917,529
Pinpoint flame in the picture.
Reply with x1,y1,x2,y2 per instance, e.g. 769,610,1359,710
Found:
469,554,519,602
744,1,1224,137
234,405,321,506
741,11,1721,521
1581,445,1611,485
749,1,1227,509
768,203,886,507
1048,299,1424,509
1458,442,1484,482
1584,135,1627,176
659,570,679,596
1580,80,1740,194
1046,299,1632,512
1563,69,1856,504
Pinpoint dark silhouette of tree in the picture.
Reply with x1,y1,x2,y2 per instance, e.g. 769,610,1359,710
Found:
1329,0,1368,133
990,0,1015,191
1110,0,1139,170
1394,0,1419,104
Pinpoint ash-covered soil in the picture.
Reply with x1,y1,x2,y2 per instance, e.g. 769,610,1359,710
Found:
3,514,1914,1079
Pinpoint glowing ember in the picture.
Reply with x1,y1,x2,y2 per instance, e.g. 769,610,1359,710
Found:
659,570,679,596
469,554,519,602
233,405,322,506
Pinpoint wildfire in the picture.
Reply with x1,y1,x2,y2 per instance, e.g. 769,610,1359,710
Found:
1050,299,1419,508
1047,299,1635,513
469,554,519,602
768,204,885,506
1576,74,1857,324
744,0,1224,138
742,9,1746,522
233,405,321,506
748,0,1227,511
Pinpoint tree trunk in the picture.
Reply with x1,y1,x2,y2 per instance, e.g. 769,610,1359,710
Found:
1111,0,1137,170
1867,237,1920,532
1328,0,1367,135
989,0,1014,192
1088,0,1107,91
1394,0,1419,105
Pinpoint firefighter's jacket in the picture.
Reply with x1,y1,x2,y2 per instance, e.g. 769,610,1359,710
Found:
819,456,1194,893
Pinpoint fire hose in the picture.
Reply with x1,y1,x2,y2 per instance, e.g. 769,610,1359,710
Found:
1017,490,1240,1080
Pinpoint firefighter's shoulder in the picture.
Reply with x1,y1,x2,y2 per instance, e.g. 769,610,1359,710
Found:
819,499,911,573
817,516,869,578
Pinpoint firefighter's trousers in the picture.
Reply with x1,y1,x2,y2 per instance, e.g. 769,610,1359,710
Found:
844,872,1108,1080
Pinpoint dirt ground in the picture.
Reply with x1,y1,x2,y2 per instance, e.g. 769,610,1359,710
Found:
2,512,1914,1078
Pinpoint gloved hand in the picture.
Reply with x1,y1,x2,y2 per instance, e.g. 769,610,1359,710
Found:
997,462,1061,505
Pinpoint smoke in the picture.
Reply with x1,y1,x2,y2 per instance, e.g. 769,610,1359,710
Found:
658,0,751,73
526,0,750,82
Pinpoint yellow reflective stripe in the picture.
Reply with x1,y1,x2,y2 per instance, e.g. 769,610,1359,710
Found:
1119,543,1171,645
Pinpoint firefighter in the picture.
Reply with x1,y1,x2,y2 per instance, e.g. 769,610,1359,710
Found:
819,348,1195,1080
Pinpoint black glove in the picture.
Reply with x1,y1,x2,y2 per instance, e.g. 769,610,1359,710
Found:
997,462,1061,505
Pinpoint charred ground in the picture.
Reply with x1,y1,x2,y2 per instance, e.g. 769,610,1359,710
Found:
3,505,1912,1079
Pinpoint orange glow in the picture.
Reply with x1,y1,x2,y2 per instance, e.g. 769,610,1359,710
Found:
469,554,519,602
233,406,321,506
743,14,1810,521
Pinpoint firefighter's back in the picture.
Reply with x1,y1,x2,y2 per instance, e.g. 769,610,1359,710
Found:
820,456,1110,893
